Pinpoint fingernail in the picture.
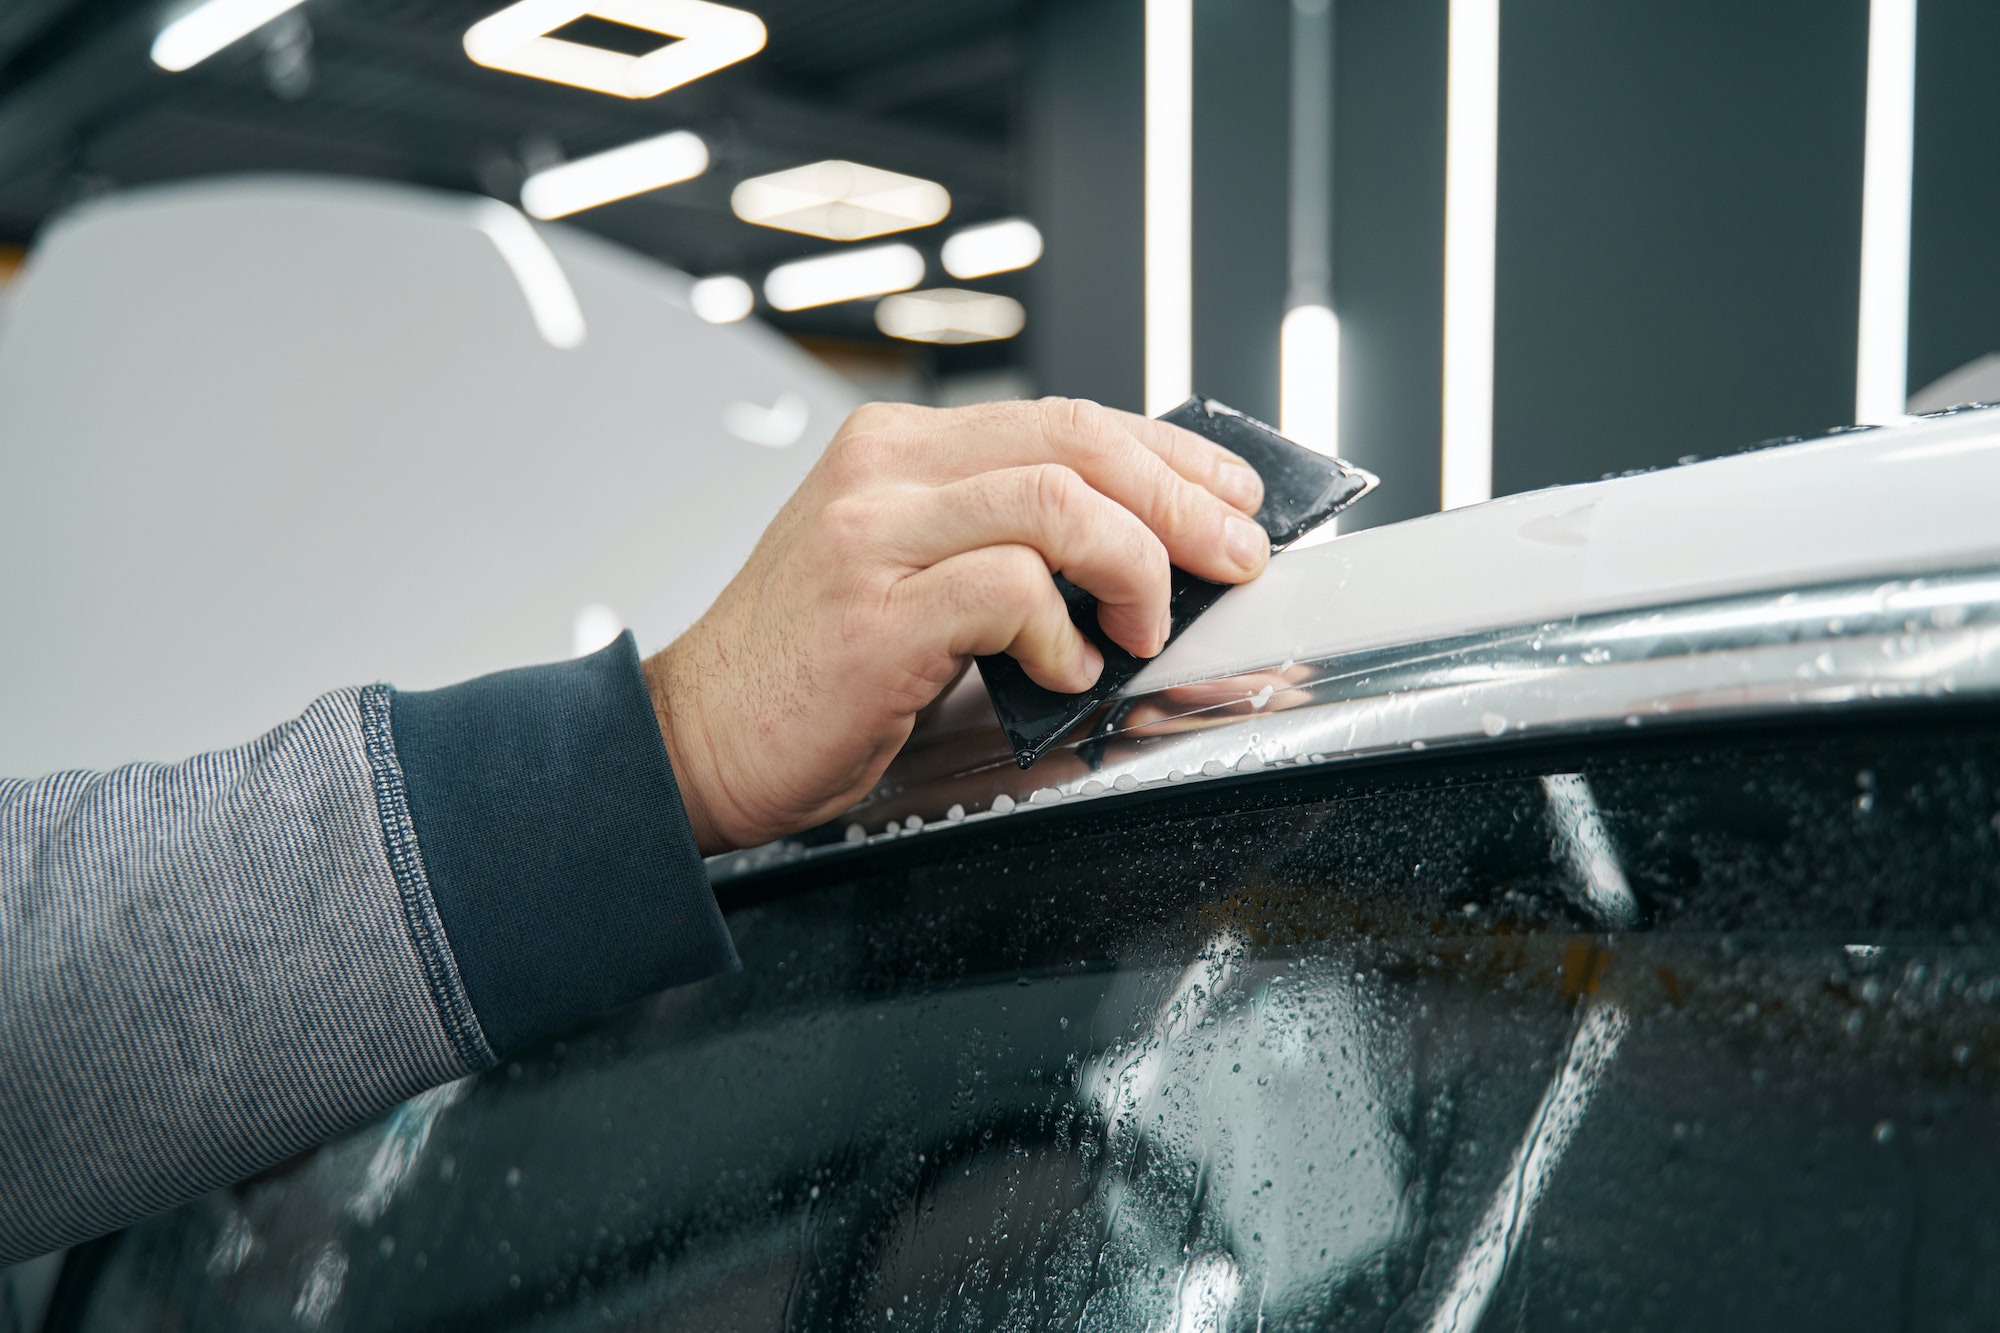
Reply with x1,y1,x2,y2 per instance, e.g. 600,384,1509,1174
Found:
1080,640,1105,686
1218,461,1263,511
1155,607,1174,656
1224,515,1268,570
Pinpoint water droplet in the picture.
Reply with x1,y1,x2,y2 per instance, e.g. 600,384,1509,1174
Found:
1873,1120,1895,1145
1030,786,1062,805
1248,684,1274,710
1236,753,1264,772
904,814,923,831
946,803,965,822
1856,792,1876,814
1082,778,1106,795
1480,712,1508,737
1202,759,1228,777
809,1184,820,1199
991,793,1016,814
1114,773,1139,791
1410,739,1427,751
844,824,865,843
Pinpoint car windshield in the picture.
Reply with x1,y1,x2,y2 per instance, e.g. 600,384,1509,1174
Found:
53,709,2000,1331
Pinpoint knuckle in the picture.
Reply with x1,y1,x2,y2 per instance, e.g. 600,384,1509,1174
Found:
991,544,1054,615
1026,462,1087,527
1155,468,1208,538
844,400,903,434
1035,397,1110,460
815,495,880,559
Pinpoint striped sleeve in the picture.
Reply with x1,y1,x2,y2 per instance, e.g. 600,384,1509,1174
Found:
0,634,734,1266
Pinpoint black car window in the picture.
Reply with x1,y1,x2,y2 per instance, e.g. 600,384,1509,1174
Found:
52,710,2000,1332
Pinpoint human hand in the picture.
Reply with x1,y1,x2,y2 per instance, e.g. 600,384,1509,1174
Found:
641,398,1272,854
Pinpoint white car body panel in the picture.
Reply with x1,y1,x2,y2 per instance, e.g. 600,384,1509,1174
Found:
1141,409,2000,693
0,176,859,776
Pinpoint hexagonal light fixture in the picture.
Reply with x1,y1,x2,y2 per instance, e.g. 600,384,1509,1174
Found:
731,160,950,242
875,289,1025,344
464,0,765,99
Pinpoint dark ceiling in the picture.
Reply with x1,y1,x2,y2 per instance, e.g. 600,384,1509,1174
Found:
0,0,1035,340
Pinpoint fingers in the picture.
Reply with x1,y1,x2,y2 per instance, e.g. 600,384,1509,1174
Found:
893,544,1104,695
1095,406,1265,515
875,465,1173,658
832,399,1271,585
1018,399,1269,585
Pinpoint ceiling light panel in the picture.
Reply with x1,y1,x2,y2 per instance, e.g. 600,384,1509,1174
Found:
941,219,1043,279
876,289,1025,344
764,245,925,312
520,130,708,219
732,161,951,242
464,0,766,99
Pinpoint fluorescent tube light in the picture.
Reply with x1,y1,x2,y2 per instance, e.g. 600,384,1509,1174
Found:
463,0,765,99
941,219,1044,279
1441,0,1499,510
1280,303,1340,456
876,289,1026,344
690,274,754,323
731,160,951,242
151,0,307,71
763,244,925,312
1855,0,1918,425
1144,0,1194,415
470,200,587,349
520,130,708,219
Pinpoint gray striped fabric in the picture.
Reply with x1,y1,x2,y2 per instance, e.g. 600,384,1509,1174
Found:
0,685,491,1266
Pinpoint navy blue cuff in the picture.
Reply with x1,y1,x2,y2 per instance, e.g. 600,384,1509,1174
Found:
388,632,737,1058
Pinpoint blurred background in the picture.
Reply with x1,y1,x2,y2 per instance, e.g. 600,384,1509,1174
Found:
2,0,1998,772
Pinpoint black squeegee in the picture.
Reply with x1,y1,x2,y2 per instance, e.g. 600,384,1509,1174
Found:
976,396,1378,768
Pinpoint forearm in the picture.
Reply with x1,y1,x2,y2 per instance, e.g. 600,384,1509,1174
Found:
0,634,733,1265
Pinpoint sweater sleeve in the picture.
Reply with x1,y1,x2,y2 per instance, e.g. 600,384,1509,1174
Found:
0,633,734,1266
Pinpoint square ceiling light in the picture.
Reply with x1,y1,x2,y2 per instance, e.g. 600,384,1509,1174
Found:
731,161,950,242
464,0,765,99
875,289,1025,344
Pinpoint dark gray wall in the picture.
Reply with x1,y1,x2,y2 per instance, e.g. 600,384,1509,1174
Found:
1332,0,1448,529
1191,0,1290,424
1491,0,1870,496
1909,0,2000,397
1026,0,1144,411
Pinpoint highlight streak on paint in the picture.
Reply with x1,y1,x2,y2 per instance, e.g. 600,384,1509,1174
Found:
1422,1000,1630,1333
1540,773,1641,929
470,200,587,349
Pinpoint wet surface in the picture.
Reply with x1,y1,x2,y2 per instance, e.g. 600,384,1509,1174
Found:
57,715,2000,1331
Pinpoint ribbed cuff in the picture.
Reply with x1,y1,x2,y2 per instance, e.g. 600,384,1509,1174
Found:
388,632,737,1057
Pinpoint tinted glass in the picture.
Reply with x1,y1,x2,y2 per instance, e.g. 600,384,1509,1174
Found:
56,713,2000,1331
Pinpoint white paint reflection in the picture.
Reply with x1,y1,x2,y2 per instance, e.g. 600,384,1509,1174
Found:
1083,937,1408,1320
291,1242,347,1328
469,200,587,349
1169,1252,1243,1333
1422,1001,1631,1333
1540,774,1641,929
1086,932,1244,1135
347,1077,473,1226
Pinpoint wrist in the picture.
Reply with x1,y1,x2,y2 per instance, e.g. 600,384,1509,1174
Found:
640,642,731,857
